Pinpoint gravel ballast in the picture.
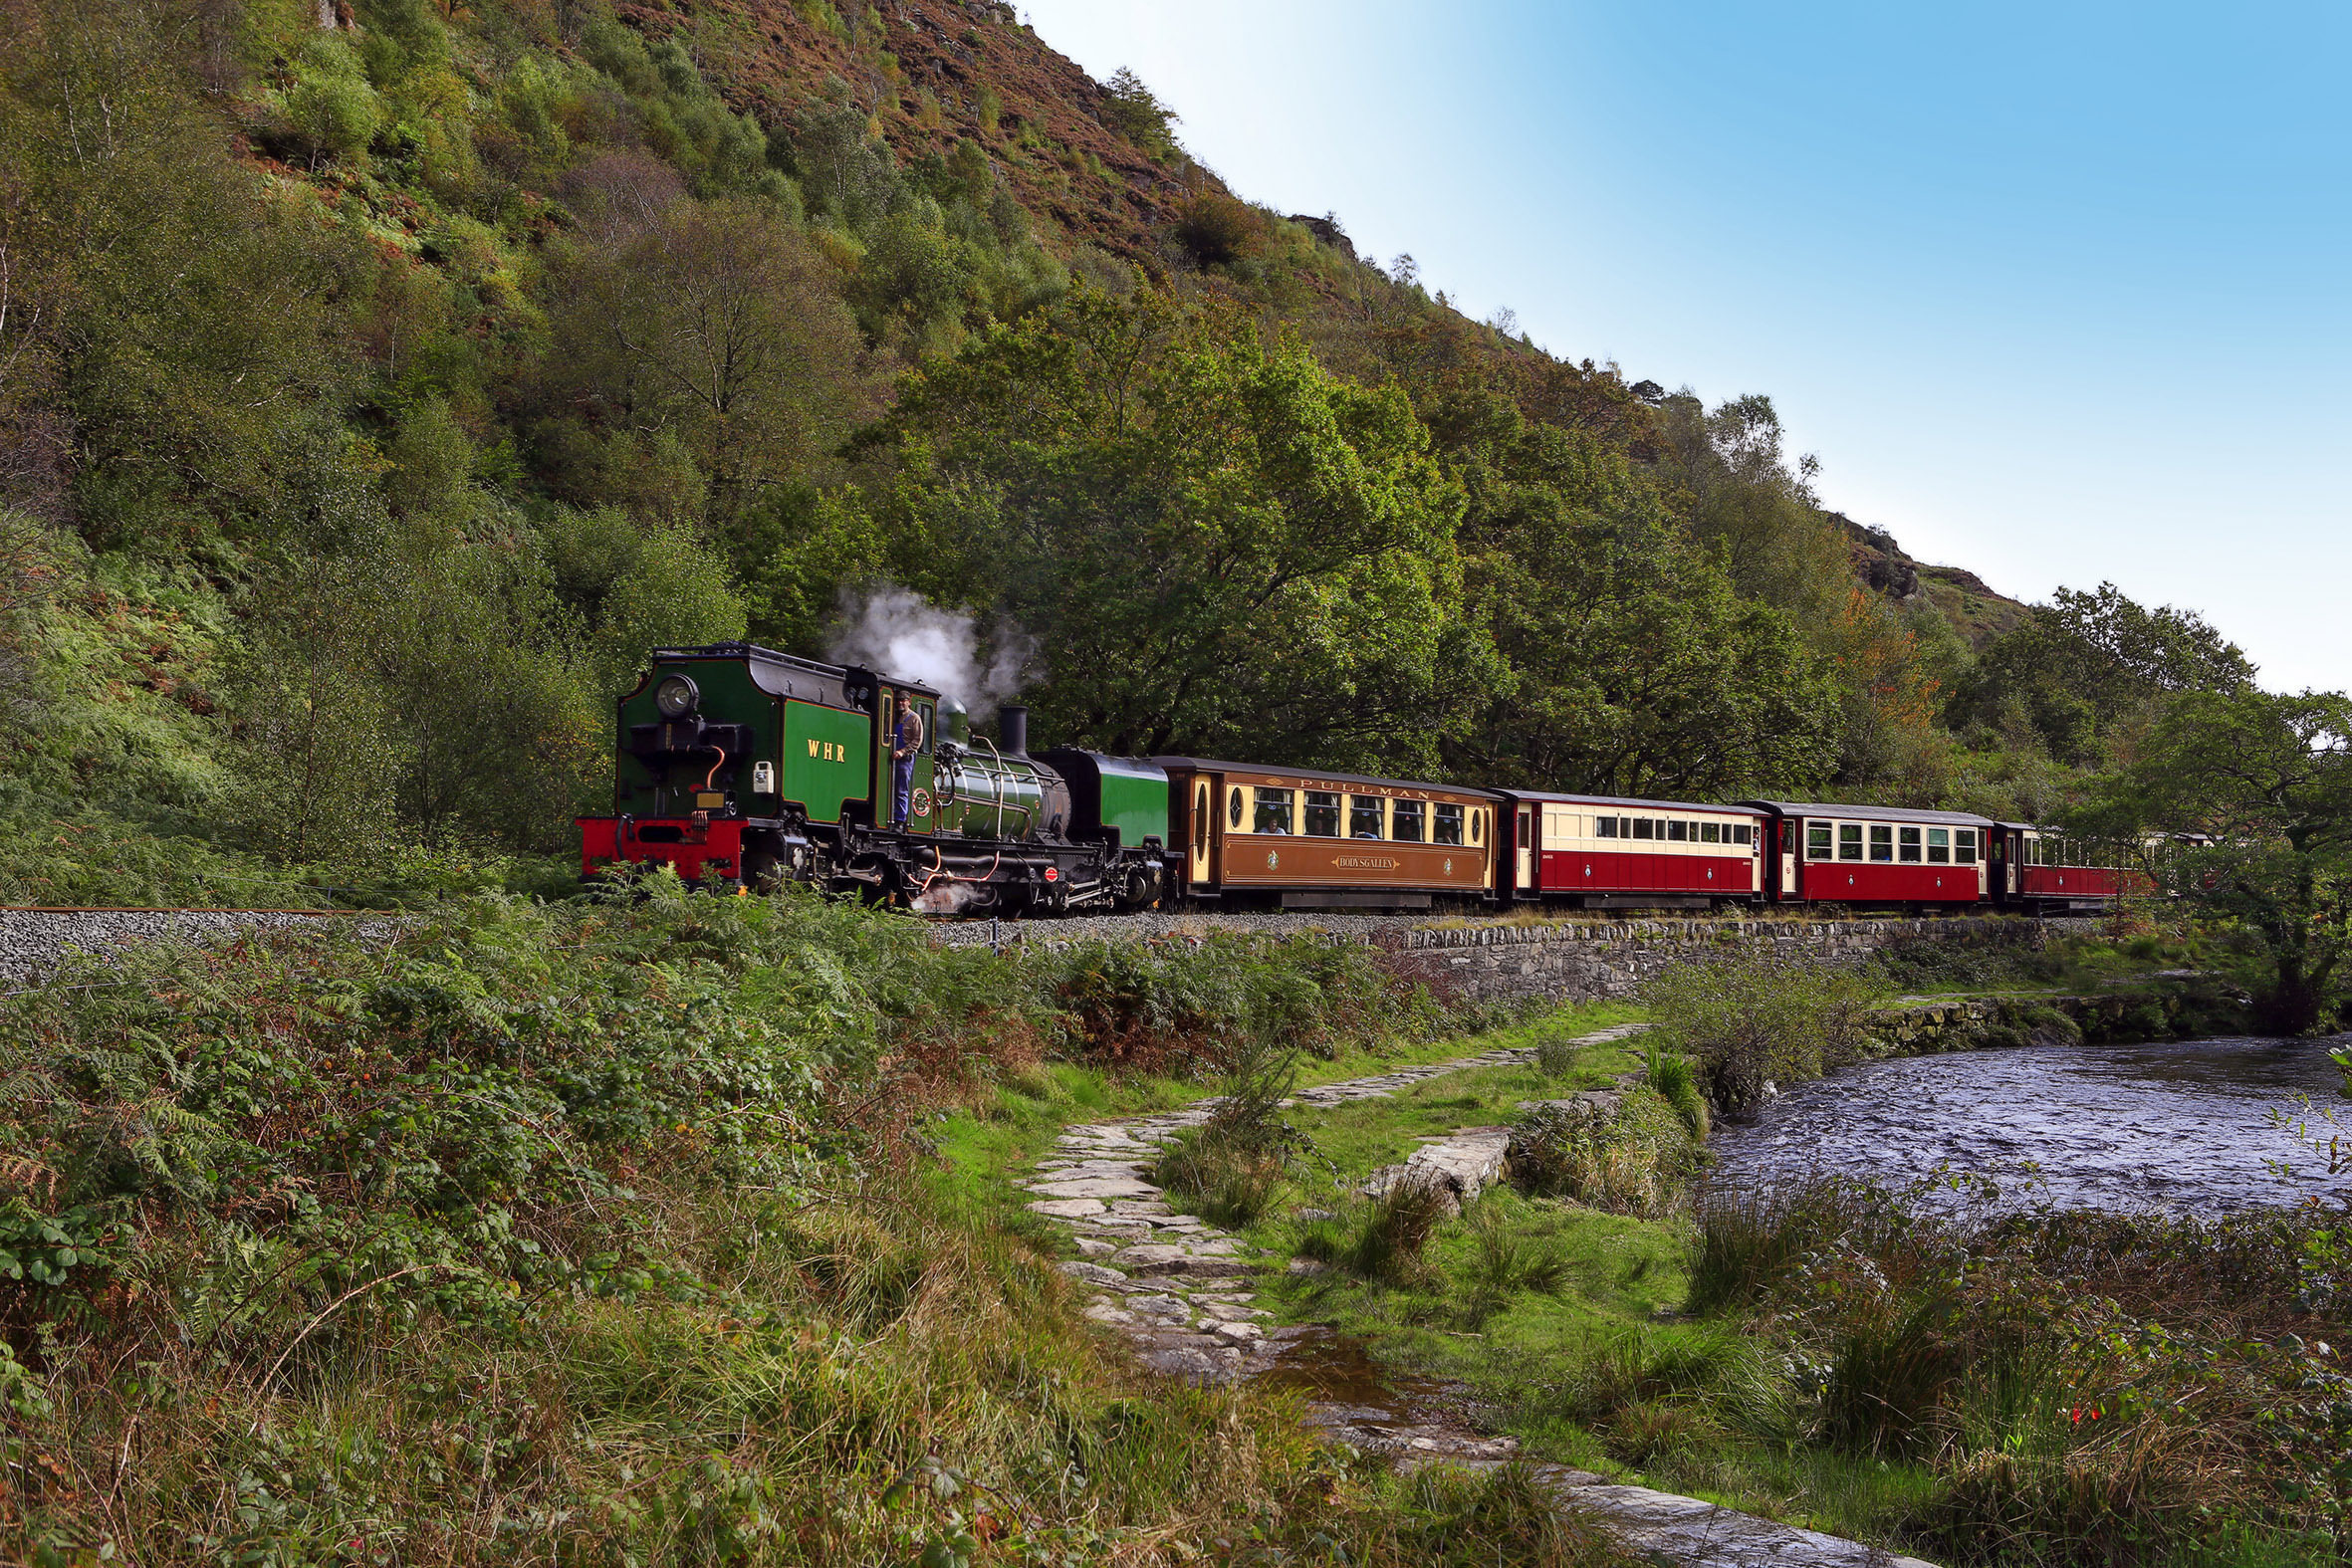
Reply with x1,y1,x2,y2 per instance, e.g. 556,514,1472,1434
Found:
0,909,387,987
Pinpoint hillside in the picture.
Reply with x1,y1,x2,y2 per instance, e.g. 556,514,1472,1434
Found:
0,0,2249,900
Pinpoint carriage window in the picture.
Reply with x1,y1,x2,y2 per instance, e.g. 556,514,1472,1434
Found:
1470,809,1484,845
1253,787,1294,835
1956,829,1980,865
1701,821,1721,843
1927,827,1950,864
1228,787,1244,828
1837,823,1863,861
1304,790,1341,837
1665,819,1687,841
1899,826,1923,863
1632,817,1654,840
1392,799,1426,842
1350,796,1385,839
1807,824,1832,858
1596,815,1619,838
1195,784,1209,830
1734,823,1752,845
1869,825,1894,862
1434,802,1464,845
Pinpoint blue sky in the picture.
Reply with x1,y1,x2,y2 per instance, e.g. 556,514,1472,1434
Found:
1020,1,2351,692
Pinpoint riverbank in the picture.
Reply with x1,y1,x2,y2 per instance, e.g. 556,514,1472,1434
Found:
1151,991,2352,1564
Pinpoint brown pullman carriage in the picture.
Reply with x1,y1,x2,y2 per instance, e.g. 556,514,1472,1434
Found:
1156,758,1499,910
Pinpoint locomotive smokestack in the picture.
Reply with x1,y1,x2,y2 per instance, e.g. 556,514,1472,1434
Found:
1000,705,1029,757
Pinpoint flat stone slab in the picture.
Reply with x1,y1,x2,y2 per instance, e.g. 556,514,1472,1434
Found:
1361,1125,1515,1212
1541,1471,1941,1568
1027,1176,1161,1200
1057,1260,1127,1285
1027,1198,1107,1218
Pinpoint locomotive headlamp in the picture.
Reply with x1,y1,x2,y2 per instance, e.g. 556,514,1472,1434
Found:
654,675,700,718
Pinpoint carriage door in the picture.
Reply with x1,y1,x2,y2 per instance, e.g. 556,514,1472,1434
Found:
1779,819,1798,901
1188,778,1215,886
1515,807,1535,892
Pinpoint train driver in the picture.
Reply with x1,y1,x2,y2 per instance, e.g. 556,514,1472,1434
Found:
891,699,925,827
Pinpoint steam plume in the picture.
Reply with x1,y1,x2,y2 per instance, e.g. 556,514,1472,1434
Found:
825,583,1035,719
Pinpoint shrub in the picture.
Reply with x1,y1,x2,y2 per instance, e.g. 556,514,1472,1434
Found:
1152,1037,1308,1227
1172,192,1260,267
1642,952,1882,1116
1345,1171,1452,1286
1462,1200,1569,1299
1512,1090,1700,1217
1644,1046,1709,1139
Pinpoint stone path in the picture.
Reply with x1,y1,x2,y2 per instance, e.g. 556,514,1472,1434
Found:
1020,1024,1938,1568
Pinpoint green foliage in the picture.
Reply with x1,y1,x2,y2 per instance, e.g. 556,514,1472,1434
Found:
1440,390,1838,794
864,289,1468,770
1956,582,2253,765
1152,1036,1308,1226
1641,952,1883,1115
1100,67,1181,160
1510,1089,1699,1216
1644,1046,1709,1139
1689,1180,2352,1559
2084,686,2352,1031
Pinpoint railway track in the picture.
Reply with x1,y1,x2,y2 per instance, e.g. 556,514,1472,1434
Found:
0,905,394,988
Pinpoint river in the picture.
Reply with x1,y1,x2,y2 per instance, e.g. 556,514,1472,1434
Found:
1709,1034,2352,1214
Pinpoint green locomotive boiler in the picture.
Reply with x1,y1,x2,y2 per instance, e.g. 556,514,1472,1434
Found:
577,643,1170,914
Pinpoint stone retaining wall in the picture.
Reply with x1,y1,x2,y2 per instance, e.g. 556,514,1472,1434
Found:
1373,916,2100,1008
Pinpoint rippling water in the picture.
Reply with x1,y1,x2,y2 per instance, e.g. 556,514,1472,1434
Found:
1708,1035,2352,1214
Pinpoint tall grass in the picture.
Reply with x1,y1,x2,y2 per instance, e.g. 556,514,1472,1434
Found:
1684,1176,2352,1561
0,890,1625,1561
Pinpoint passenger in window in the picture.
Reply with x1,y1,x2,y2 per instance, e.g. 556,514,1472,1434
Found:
1350,796,1384,839
1393,800,1425,842
1253,787,1294,834
1304,790,1341,837
1435,803,1464,845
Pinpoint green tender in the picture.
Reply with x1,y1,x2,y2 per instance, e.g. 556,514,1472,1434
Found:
1092,755,1170,847
783,698,874,824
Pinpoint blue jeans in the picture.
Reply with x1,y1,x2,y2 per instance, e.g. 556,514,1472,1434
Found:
893,755,914,826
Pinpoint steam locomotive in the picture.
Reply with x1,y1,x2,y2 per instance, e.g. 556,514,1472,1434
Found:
577,643,2143,916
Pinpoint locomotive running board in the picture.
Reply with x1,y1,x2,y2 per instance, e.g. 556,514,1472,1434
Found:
1280,892,1433,910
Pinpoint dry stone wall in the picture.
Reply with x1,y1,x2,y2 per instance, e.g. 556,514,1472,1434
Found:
1374,916,2099,1008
